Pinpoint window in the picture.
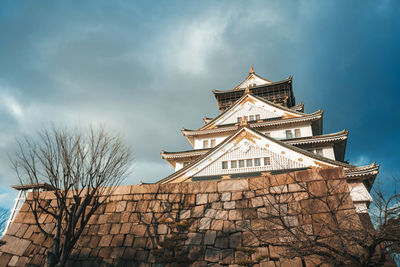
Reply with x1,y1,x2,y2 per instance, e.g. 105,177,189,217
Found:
210,139,216,147
183,161,190,167
316,148,323,156
264,157,271,165
254,158,261,166
294,129,301,138
222,161,228,169
231,161,237,168
246,159,253,167
285,130,293,139
239,160,245,168
255,114,260,121
249,115,254,121
237,117,242,123
264,132,270,137
203,140,209,148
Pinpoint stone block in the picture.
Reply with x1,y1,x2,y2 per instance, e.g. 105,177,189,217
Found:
133,237,147,248
192,205,205,217
228,210,242,221
244,191,255,199
110,224,121,235
243,208,257,220
232,192,243,200
220,249,234,264
186,232,203,245
109,185,132,195
235,220,249,231
157,224,168,235
251,247,269,262
205,208,217,218
205,248,220,262
107,213,121,224
180,209,191,220
131,225,147,236
110,234,125,247
236,199,248,209
135,250,149,262
218,179,248,192
221,192,231,201
98,235,113,247
223,220,236,233
251,197,264,208
229,232,241,248
168,193,181,203
224,201,235,210
211,220,224,231
215,237,229,248
209,193,219,202
215,210,228,220
288,182,306,192
199,217,212,230
212,202,222,209
196,193,208,205
115,201,127,212
242,232,259,247
204,230,217,245
269,185,288,194
185,194,196,205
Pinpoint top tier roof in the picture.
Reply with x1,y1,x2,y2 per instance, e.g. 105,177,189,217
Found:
212,67,295,111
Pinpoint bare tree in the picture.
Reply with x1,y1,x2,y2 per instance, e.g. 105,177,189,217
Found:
245,171,399,266
11,126,132,267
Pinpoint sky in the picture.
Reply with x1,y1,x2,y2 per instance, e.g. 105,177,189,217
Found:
0,0,399,209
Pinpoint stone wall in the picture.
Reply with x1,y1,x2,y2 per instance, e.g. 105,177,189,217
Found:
0,168,360,266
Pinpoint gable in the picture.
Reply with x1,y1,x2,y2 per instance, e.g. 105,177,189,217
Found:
235,73,272,89
205,95,302,128
169,128,340,183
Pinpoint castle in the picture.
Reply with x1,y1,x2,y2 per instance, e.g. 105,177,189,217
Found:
159,67,378,214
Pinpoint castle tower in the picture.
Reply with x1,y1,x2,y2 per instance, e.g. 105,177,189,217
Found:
159,67,378,214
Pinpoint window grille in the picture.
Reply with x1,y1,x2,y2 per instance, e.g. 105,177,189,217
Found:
294,129,301,138
231,161,237,168
246,159,253,167
238,160,245,168
285,130,293,139
210,139,216,147
203,140,209,148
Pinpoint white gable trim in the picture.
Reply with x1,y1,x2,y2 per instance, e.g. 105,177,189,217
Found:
166,127,339,183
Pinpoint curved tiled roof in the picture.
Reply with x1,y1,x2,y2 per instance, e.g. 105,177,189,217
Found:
213,76,292,94
182,110,323,136
159,127,378,184
163,130,348,160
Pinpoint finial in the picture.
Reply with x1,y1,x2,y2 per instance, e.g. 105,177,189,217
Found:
240,115,248,127
249,65,254,74
244,85,250,94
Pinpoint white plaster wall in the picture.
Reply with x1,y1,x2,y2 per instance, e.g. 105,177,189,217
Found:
175,162,184,171
193,124,314,149
322,147,335,160
194,135,227,149
237,76,269,88
262,124,313,140
221,103,281,125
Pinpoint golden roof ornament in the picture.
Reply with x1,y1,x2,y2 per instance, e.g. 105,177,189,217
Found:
249,65,255,74
239,115,248,127
244,85,250,94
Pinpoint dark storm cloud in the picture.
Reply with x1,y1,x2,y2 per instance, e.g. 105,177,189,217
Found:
0,0,399,208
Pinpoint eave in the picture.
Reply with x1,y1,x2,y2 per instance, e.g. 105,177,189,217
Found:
159,127,378,184
165,129,348,162
182,110,323,138
212,77,292,95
